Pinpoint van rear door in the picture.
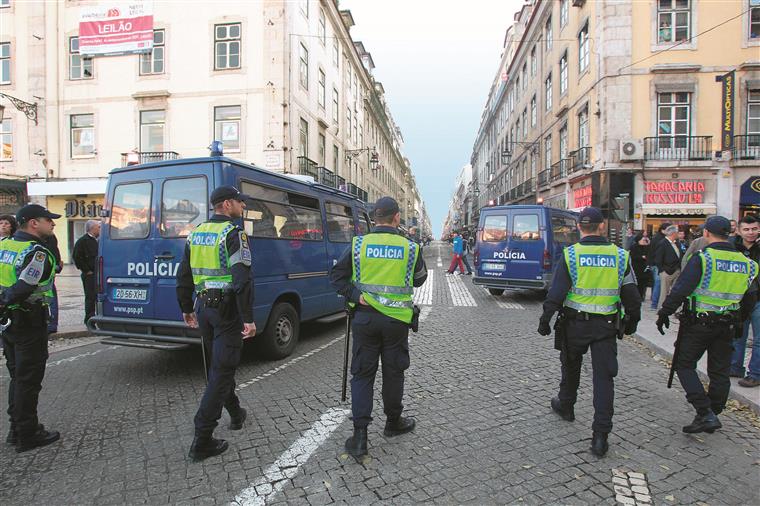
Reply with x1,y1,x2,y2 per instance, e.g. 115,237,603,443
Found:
503,211,544,283
477,212,510,278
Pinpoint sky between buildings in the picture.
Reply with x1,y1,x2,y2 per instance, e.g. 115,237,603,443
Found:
342,0,523,236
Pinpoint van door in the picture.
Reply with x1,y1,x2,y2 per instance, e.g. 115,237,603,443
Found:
323,202,356,313
476,212,510,279
503,212,544,283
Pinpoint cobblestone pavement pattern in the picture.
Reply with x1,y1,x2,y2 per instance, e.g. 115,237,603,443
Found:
1,243,758,505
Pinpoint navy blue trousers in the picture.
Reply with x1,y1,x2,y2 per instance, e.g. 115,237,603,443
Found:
3,325,49,438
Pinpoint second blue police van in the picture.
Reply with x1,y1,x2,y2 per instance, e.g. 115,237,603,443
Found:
472,205,579,295
87,154,371,359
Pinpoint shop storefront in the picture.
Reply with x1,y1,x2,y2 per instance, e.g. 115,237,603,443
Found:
739,175,760,218
636,177,716,240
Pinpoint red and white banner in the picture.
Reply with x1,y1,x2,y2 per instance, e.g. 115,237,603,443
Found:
79,2,154,56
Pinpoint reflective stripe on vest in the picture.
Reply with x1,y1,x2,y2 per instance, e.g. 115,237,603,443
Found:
689,248,758,314
563,243,627,315
188,221,236,293
0,239,56,307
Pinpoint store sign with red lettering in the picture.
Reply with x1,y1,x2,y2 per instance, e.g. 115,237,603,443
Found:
573,185,593,208
644,180,706,204
79,2,154,56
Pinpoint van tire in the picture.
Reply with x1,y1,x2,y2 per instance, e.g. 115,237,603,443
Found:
488,288,505,296
260,303,299,360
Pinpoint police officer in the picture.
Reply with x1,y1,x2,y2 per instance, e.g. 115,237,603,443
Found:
330,197,428,458
0,204,62,452
176,186,256,461
656,216,758,433
538,207,641,457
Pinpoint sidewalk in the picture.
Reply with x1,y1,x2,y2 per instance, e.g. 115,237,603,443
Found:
50,264,91,339
634,306,760,415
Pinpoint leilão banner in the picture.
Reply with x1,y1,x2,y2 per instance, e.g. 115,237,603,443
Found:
79,2,154,56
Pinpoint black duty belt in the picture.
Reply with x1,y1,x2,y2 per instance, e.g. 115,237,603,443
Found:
688,311,740,326
563,309,615,322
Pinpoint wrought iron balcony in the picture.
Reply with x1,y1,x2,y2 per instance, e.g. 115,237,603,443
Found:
121,151,180,166
643,136,712,161
550,159,569,182
297,156,319,179
538,169,550,187
569,146,591,173
732,134,760,160
317,166,336,187
336,175,346,191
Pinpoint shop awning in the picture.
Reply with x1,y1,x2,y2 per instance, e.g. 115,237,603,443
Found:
740,176,760,206
27,178,107,196
640,204,716,216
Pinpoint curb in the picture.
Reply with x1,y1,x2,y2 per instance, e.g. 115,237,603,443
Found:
49,328,93,340
632,331,760,416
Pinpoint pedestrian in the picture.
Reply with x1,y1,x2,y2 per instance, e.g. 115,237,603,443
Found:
655,225,682,309
623,226,635,251
682,225,708,270
677,229,688,255
0,204,63,452
446,231,465,275
176,186,255,461
729,219,738,237
656,216,758,433
729,215,760,387
629,233,651,299
648,222,671,309
330,196,427,459
461,231,473,275
72,220,101,324
0,214,18,239
537,207,641,457
42,233,63,334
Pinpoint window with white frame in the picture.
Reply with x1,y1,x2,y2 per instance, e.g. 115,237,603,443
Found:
299,118,308,157
140,110,165,152
751,0,760,39
657,0,690,44
140,30,165,75
747,89,760,145
516,119,521,142
0,118,11,161
530,46,537,76
333,37,339,66
70,114,95,158
214,106,240,151
318,133,326,165
0,42,9,84
516,76,521,101
578,23,589,73
559,52,568,95
332,87,339,125
0,1,9,8
214,23,240,70
299,43,308,90
346,107,351,140
545,73,553,111
521,63,527,90
69,37,93,80
531,95,537,127
578,106,589,147
560,0,569,27
318,69,326,109
353,108,358,143
333,145,339,172
657,92,690,147
318,8,326,45
545,17,553,52
544,135,552,167
530,152,536,176
559,124,568,159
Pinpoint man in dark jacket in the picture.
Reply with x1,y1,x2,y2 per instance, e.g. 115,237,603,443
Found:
648,223,671,309
654,225,682,309
72,220,101,324
730,215,760,387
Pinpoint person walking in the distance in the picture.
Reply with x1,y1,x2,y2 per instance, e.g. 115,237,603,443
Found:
176,186,256,461
654,225,682,308
446,231,466,275
330,197,428,459
648,222,671,309
72,220,101,324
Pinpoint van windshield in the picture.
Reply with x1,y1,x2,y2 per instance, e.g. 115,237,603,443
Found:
482,215,507,242
110,182,151,240
160,177,208,237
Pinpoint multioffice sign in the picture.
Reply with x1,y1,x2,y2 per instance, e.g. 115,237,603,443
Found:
79,2,154,56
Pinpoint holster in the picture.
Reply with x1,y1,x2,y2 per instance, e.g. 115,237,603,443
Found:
553,314,567,352
410,304,421,333
9,302,48,331
199,289,224,309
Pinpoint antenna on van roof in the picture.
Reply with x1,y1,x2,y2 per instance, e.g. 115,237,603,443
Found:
208,141,224,157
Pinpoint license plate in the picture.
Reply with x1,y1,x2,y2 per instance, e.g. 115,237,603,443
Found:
482,263,505,271
112,288,148,301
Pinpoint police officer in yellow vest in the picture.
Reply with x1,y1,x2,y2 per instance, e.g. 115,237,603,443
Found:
538,207,641,457
330,197,428,458
657,216,758,433
176,186,256,461
0,204,62,452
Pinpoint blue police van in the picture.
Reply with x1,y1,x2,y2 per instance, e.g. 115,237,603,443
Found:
472,205,579,295
87,153,371,359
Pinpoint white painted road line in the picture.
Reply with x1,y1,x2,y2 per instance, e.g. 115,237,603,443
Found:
446,274,477,307
413,270,434,305
496,300,525,310
0,345,119,378
231,407,350,506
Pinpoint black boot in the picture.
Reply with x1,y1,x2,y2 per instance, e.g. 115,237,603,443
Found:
590,431,609,457
15,427,60,453
551,397,575,422
229,408,247,431
682,410,722,434
188,435,228,461
344,427,368,458
384,416,416,437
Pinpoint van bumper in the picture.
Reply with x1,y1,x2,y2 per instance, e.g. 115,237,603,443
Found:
473,275,550,290
87,315,202,347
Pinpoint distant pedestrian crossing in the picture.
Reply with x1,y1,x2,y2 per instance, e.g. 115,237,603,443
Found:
446,273,477,306
413,270,434,305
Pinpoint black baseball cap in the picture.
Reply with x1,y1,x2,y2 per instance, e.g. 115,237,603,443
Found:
704,215,731,237
16,204,61,225
210,185,252,206
374,197,400,218
578,207,603,224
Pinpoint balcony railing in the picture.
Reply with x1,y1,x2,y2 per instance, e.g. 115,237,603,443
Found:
538,169,550,187
569,146,591,173
121,151,180,166
732,134,760,160
336,175,346,190
643,136,712,161
521,178,534,195
317,166,336,187
297,156,319,179
550,159,569,182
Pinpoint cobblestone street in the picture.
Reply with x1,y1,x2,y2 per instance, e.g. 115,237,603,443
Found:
1,243,758,505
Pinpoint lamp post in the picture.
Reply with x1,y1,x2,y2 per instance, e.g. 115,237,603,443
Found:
345,146,379,171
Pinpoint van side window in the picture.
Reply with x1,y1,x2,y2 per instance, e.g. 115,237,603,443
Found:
240,181,324,241
482,215,508,242
551,214,579,244
160,177,208,237
357,212,372,235
325,202,354,243
512,214,540,240
110,182,152,240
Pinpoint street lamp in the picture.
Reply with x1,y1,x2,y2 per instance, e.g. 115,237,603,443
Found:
345,147,379,171
0,92,38,125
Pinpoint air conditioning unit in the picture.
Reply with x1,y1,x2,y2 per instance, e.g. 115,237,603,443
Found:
619,139,644,161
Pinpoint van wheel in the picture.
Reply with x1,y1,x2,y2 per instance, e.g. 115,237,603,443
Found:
488,288,505,296
260,303,299,360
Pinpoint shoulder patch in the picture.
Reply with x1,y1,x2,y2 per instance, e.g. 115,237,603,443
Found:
19,250,48,285
34,251,47,262
240,231,252,264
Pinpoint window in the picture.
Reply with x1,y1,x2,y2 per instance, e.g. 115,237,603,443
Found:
70,114,95,158
325,202,354,242
214,23,241,70
751,1,760,39
578,23,589,73
513,214,540,241
545,17,553,52
318,8,326,45
530,152,536,176
332,87,339,125
551,214,579,244
559,52,568,95
160,177,208,237
657,92,690,147
140,110,165,152
560,0,569,27
521,63,527,90
515,119,521,142
531,95,537,127
357,212,372,236
748,90,760,135
346,107,351,140
299,43,309,89
482,215,507,242
0,42,9,84
140,29,165,75
69,37,93,80
658,0,690,44
0,118,11,160
318,133,326,165
545,73,553,111
333,37,339,66
214,106,241,151
545,135,552,167
241,182,324,241
353,109,358,143
299,118,308,157
559,124,568,159
315,69,326,110
333,145,339,172
516,76,520,100
578,106,589,147
111,182,152,240
0,1,9,8
530,46,537,76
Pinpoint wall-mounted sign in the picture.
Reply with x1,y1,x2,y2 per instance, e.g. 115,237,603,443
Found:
79,2,154,56
65,199,103,218
573,185,593,208
719,71,735,151
644,180,706,204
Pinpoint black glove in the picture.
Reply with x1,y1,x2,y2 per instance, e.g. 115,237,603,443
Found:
537,319,551,336
624,319,638,335
656,313,670,335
